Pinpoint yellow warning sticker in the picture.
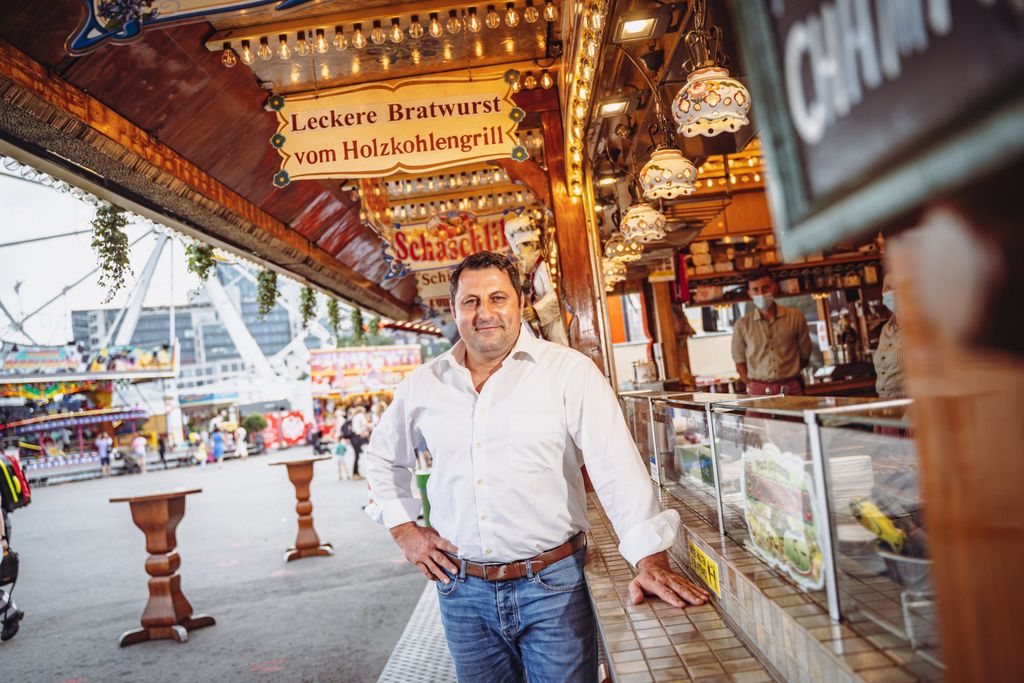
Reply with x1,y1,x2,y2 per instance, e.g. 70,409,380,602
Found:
688,540,721,597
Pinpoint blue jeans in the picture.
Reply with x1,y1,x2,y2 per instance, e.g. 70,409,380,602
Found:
436,546,597,682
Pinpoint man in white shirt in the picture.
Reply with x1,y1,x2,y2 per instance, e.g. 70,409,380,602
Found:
363,252,708,681
131,432,148,474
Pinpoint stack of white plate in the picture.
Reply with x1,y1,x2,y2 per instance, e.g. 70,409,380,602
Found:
828,455,875,514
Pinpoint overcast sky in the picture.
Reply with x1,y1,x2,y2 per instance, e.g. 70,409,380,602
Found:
0,168,203,346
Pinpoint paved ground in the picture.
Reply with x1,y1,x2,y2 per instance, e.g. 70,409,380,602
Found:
0,447,428,683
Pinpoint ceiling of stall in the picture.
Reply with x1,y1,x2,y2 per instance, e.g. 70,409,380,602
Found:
0,0,564,319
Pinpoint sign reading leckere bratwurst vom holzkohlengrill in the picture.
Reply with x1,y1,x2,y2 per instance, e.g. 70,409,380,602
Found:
269,72,525,186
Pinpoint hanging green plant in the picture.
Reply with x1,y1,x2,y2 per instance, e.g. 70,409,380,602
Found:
368,316,381,336
256,269,279,318
326,298,342,345
351,307,365,342
299,286,318,328
90,202,132,303
185,242,216,281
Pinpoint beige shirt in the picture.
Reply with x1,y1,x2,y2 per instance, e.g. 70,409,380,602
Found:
731,304,811,381
873,318,906,398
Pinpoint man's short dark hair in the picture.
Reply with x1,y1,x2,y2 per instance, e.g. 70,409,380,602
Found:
449,251,521,302
746,267,775,286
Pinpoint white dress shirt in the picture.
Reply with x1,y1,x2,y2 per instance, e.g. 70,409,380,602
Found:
362,329,679,566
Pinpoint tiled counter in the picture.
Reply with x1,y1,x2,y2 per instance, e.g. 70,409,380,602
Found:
585,493,774,682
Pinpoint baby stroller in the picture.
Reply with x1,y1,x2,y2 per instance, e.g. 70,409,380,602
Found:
115,449,142,475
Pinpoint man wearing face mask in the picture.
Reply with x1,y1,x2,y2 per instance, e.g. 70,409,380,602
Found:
873,274,906,398
732,268,812,395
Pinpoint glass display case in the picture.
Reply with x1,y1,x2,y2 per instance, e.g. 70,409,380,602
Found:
618,391,941,668
811,400,941,667
618,390,682,483
648,393,747,532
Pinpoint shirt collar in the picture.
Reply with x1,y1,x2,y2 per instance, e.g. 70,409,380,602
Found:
438,324,542,375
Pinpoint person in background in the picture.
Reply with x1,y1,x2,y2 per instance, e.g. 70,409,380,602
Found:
732,268,812,395
348,406,370,480
1,506,24,642
210,427,225,467
334,436,353,481
96,432,113,477
874,273,906,398
234,425,248,459
157,435,167,469
131,431,148,474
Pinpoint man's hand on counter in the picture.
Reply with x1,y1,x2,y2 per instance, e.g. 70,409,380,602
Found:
630,551,711,608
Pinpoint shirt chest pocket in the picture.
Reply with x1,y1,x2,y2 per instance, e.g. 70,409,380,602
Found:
506,411,565,473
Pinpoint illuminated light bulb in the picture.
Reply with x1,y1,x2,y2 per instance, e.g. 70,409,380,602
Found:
493,170,501,182
512,78,521,93
471,173,480,185
577,82,590,100
580,58,594,81
277,34,291,59
320,62,331,79
524,0,540,22
748,157,755,167
572,123,583,139
730,175,737,183
443,44,453,61
428,13,444,37
540,70,554,89
370,20,386,45
571,149,582,164
351,24,366,49
315,28,328,53
290,66,301,83
221,42,238,67
587,3,604,31
584,34,598,59
240,40,254,65
474,41,484,58
571,181,583,196
543,0,558,21
524,73,537,89
467,7,483,32
754,173,761,182
351,57,360,74
504,2,520,26
573,99,585,118
428,179,435,191
447,10,465,33
390,18,405,43
408,15,424,39
486,5,501,28
296,31,309,54
333,26,347,50
257,37,272,60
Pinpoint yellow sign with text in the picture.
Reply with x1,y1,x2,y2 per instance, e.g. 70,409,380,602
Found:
688,540,721,596
270,71,522,185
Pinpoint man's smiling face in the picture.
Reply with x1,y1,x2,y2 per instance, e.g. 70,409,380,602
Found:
451,267,523,361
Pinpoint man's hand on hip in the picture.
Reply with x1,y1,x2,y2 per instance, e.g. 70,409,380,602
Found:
629,551,710,608
390,522,460,584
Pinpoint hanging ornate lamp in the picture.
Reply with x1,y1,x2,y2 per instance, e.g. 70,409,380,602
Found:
616,46,697,200
620,202,666,243
604,232,644,262
671,0,751,138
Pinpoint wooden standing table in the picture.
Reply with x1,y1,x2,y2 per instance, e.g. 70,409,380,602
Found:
109,488,215,646
270,456,333,562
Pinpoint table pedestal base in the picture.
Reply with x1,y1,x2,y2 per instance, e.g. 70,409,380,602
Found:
285,542,334,562
119,614,216,647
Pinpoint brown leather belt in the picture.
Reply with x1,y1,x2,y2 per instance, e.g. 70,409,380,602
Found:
453,532,586,582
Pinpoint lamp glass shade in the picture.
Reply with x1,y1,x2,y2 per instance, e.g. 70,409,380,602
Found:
672,66,751,138
619,202,666,243
640,147,697,200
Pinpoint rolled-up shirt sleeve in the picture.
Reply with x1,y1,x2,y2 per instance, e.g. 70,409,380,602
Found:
565,359,679,566
362,381,421,528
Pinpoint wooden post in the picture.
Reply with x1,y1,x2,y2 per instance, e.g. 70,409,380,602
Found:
505,88,608,372
888,200,1024,682
650,281,680,381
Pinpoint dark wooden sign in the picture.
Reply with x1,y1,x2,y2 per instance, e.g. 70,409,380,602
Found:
730,0,1024,258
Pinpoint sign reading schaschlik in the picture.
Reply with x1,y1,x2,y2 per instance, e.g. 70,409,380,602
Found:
269,73,523,185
